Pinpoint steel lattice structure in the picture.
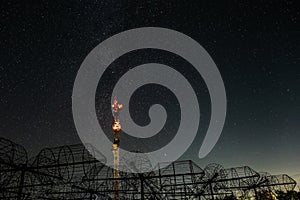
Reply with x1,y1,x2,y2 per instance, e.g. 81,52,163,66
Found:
0,137,297,200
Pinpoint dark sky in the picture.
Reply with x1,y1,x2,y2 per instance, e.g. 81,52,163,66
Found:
0,1,299,175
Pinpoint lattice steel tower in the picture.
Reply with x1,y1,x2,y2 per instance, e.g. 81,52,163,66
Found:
111,97,123,200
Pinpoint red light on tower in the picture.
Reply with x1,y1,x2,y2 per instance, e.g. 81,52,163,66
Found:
112,121,121,132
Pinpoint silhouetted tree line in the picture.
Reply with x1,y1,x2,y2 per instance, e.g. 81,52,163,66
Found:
275,190,300,200
219,190,300,200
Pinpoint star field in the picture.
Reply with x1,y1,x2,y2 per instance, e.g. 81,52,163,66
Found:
0,0,299,175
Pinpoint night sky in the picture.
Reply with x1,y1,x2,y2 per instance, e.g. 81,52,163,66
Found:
1,1,299,175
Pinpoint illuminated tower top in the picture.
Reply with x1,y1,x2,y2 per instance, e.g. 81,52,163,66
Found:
112,96,123,122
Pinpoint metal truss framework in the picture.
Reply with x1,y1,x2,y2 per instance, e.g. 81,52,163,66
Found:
0,137,296,200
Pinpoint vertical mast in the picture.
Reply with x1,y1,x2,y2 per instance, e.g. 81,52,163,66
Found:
111,97,123,200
